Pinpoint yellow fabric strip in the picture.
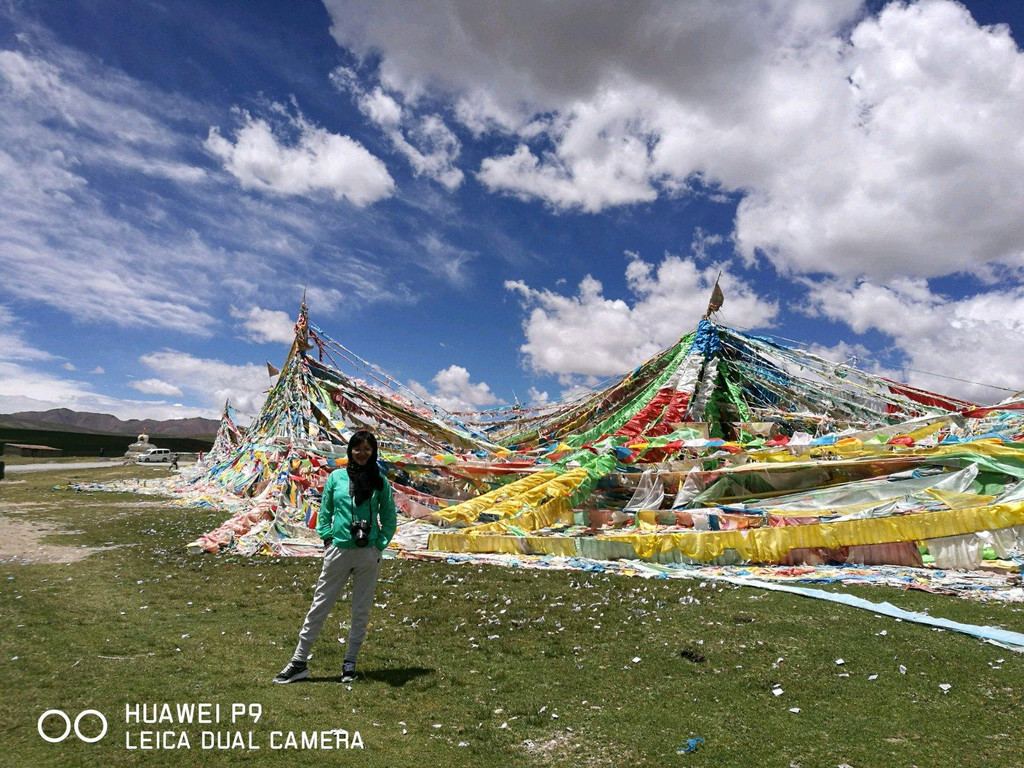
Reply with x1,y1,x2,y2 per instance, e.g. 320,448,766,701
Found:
466,496,574,534
477,468,589,522
431,470,558,524
923,488,996,510
602,501,1024,561
426,532,578,557
427,501,1024,563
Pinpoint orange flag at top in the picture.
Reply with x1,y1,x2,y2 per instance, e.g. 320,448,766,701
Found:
705,278,724,316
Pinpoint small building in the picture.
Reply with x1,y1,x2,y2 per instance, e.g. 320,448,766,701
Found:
3,443,64,458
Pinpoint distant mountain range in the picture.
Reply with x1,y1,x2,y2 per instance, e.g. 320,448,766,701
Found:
0,408,219,437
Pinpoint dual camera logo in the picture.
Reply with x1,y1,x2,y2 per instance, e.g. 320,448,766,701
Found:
37,709,108,743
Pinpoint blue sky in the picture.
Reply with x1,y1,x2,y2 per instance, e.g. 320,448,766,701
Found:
2,0,1023,423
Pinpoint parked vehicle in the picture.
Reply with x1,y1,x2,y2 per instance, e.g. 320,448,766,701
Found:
136,447,171,463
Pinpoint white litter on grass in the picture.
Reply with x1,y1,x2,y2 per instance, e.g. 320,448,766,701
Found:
772,687,784,697
835,658,845,665
632,656,641,663
899,665,907,675
789,708,800,714
940,684,952,694
868,674,878,681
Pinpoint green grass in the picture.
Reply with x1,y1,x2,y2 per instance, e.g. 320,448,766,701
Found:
1,465,1022,767
2,456,122,466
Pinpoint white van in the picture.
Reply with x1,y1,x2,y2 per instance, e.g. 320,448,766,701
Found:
136,448,171,463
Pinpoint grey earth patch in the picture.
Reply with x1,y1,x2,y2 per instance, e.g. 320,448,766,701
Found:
0,515,120,564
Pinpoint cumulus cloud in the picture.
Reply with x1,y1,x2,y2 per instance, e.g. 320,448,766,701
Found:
805,278,1024,402
408,364,502,412
0,345,269,419
0,361,213,420
129,378,184,397
389,115,464,190
139,350,271,413
323,0,1024,281
731,1,1024,279
359,87,403,127
332,67,465,190
231,305,296,344
506,253,777,376
526,386,550,406
205,107,395,205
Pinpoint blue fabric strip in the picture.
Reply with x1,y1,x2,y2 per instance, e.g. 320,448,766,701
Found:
710,575,1024,651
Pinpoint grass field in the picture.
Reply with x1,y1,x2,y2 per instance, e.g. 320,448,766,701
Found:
1,464,1022,767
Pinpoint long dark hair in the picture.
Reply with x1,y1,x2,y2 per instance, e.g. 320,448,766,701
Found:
346,430,383,505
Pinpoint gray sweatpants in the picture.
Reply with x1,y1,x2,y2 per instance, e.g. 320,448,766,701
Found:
292,546,382,665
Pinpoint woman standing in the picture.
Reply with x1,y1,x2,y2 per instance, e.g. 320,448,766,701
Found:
274,430,397,684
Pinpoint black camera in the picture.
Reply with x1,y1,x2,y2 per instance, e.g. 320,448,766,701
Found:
350,519,371,547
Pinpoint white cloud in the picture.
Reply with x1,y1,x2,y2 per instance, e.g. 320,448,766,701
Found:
526,386,549,406
731,1,1024,279
506,253,777,376
302,254,416,307
359,86,403,128
0,306,54,362
0,49,207,184
129,378,184,397
323,0,1024,281
805,278,1024,403
389,114,464,190
61,362,76,371
0,30,416,341
231,305,296,344
417,233,476,286
205,107,395,206
139,350,271,413
0,40,223,333
479,149,650,213
408,365,502,412
0,361,213,420
0,346,268,420
91,366,105,375
334,68,464,189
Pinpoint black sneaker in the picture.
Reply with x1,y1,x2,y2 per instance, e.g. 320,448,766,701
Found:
340,661,357,683
273,660,310,684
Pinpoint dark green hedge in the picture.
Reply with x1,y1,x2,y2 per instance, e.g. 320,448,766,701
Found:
0,427,213,457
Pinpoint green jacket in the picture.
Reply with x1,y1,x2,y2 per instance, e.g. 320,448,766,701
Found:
317,468,397,551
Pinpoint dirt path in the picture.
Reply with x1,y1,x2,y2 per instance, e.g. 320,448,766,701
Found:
0,508,107,565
